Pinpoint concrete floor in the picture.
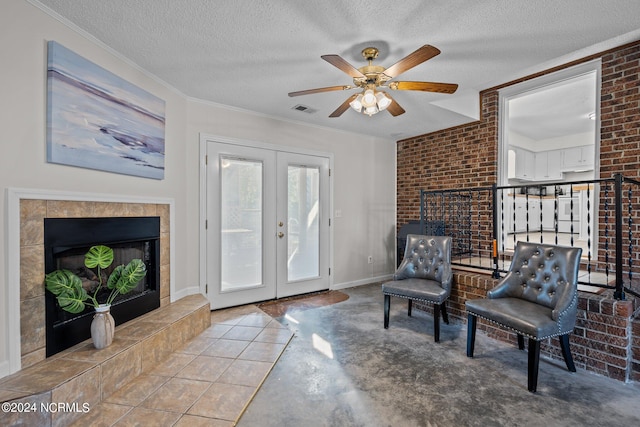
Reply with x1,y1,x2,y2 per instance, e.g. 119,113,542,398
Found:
238,283,640,427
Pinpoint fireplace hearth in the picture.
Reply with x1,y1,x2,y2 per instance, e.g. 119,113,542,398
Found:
44,216,160,356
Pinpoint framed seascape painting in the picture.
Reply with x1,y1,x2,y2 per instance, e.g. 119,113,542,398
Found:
47,41,165,180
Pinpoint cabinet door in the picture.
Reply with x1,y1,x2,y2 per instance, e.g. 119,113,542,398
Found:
546,151,563,179
534,150,563,181
515,148,535,180
580,145,595,169
562,147,583,169
514,201,527,232
542,198,556,230
529,201,541,231
534,152,548,180
562,145,595,171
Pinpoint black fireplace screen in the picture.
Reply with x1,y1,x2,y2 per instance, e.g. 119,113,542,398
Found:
44,217,161,356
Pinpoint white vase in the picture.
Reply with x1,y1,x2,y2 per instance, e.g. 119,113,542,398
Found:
91,304,115,349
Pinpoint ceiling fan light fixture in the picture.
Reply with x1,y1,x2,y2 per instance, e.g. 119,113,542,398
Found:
349,94,363,112
364,105,379,116
376,92,391,111
361,89,376,107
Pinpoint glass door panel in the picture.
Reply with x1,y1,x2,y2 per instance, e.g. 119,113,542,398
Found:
287,165,320,281
221,157,263,291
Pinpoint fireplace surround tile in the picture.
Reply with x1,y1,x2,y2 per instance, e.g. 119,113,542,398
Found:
0,391,50,427
18,199,171,369
20,200,46,246
100,344,144,399
160,264,171,302
20,296,45,355
50,366,101,427
169,315,199,352
140,327,173,373
118,320,170,340
0,358,95,394
62,338,139,364
20,244,44,300
46,200,96,218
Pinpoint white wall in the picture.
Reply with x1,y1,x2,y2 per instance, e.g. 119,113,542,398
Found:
0,0,397,377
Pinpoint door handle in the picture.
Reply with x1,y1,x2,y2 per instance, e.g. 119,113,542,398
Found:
278,232,284,238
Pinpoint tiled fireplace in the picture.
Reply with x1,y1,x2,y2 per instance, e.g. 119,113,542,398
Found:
44,216,162,356
18,196,171,370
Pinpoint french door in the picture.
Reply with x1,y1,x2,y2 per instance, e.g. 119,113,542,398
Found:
205,140,330,309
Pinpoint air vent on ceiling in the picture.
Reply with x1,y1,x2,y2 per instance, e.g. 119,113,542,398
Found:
292,104,317,114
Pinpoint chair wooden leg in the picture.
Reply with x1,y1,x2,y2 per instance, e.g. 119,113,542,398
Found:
441,302,449,324
433,304,441,342
407,299,412,317
517,334,525,350
559,334,576,372
527,339,540,393
384,295,390,329
466,314,477,357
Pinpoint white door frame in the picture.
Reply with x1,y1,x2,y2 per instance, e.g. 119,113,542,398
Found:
199,133,334,304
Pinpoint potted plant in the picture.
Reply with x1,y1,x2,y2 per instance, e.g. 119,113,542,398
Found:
44,244,147,349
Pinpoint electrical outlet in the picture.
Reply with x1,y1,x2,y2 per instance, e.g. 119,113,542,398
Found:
368,256,373,264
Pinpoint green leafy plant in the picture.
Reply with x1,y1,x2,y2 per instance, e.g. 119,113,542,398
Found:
44,245,147,314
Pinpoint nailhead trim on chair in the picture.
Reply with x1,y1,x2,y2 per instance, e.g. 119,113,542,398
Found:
555,292,578,327
383,292,443,305
467,279,579,341
466,312,568,341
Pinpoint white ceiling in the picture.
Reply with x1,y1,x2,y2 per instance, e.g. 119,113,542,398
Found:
509,71,598,141
31,0,640,141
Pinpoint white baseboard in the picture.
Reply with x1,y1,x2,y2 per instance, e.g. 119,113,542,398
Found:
331,274,393,290
171,286,204,303
0,360,10,380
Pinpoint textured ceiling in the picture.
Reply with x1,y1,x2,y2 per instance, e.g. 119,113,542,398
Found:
31,0,640,141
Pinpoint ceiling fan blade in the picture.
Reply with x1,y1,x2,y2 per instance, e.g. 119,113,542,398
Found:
383,45,441,78
386,98,406,117
390,81,458,94
288,85,351,97
329,94,358,117
321,55,366,78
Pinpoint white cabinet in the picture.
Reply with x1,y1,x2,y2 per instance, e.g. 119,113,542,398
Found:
511,145,595,181
504,197,542,233
527,199,541,232
513,147,535,180
562,145,594,171
557,195,580,233
534,150,563,181
542,198,555,230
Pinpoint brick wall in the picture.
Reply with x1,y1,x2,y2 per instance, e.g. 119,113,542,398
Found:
600,43,640,180
397,91,499,227
400,40,640,382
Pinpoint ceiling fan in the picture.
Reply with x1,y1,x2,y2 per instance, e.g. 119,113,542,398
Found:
288,45,458,118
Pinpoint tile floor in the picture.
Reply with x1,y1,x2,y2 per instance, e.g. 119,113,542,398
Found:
71,304,293,426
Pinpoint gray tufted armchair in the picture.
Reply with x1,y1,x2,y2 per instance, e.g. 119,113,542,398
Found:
465,241,582,392
382,235,452,342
